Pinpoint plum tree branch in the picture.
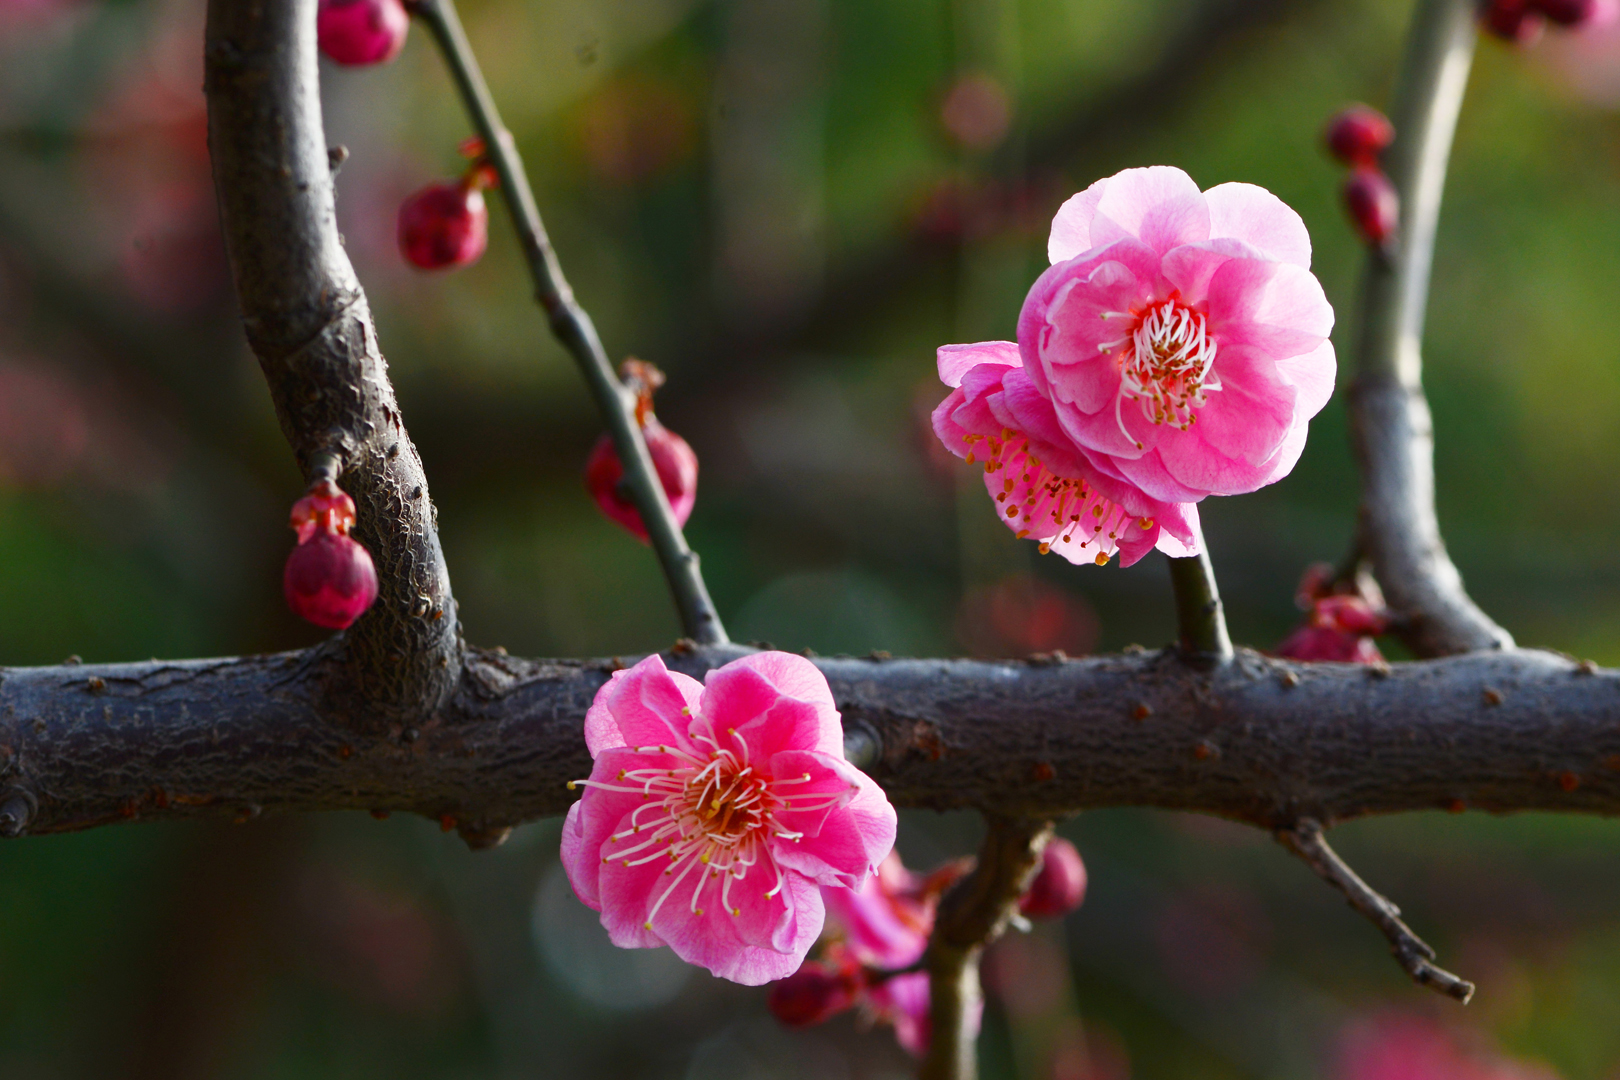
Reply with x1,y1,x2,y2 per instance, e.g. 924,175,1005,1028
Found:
921,817,1053,1080
3,645,1618,837
204,0,460,723
1348,0,1511,657
1277,818,1475,1002
1167,521,1233,668
408,0,726,645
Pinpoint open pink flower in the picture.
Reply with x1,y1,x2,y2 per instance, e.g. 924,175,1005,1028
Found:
562,652,897,985
933,340,1201,566
1019,166,1336,503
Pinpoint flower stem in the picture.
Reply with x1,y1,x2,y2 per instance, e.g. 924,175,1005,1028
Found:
1347,0,1510,656
1167,520,1232,667
409,0,728,645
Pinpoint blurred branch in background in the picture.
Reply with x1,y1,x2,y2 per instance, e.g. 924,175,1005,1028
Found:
409,0,727,645
1348,0,1513,658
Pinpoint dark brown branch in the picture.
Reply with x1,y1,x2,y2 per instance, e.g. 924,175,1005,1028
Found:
4,646,1619,839
1348,0,1511,657
1277,818,1474,1002
921,817,1053,1080
204,0,460,720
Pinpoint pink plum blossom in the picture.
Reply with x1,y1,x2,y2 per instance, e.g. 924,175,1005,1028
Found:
562,652,897,985
943,166,1332,513
865,970,982,1058
821,849,966,969
1275,595,1388,664
932,340,1202,566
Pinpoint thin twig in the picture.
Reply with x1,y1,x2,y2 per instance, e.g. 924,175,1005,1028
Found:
921,817,1053,1080
1167,520,1233,668
409,0,727,645
1277,818,1474,1003
1348,0,1511,657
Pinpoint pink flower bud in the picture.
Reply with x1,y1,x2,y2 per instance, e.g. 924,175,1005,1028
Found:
767,962,861,1027
284,531,379,630
1019,837,1087,920
1324,105,1394,167
1342,167,1399,247
1482,0,1546,42
1534,0,1598,25
398,181,488,270
317,0,409,67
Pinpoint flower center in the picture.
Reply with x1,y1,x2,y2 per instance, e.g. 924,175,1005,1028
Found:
574,728,852,926
965,429,1155,565
1104,298,1219,448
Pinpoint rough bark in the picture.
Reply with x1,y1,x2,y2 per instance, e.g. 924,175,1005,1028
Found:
2,645,1617,841
204,0,460,724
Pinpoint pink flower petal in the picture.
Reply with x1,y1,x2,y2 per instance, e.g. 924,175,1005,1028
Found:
1048,177,1107,264
658,867,823,985
564,745,682,909
822,879,929,969
939,340,1019,388
1276,337,1338,421
1204,182,1312,268
699,651,843,762
1090,166,1210,255
1196,343,1299,466
773,756,896,890
583,654,703,756
1206,257,1334,346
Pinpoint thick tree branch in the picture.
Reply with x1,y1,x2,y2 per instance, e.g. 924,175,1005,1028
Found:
1349,0,1512,657
3,646,1618,839
1277,818,1475,1002
204,0,459,721
410,0,727,645
921,817,1053,1080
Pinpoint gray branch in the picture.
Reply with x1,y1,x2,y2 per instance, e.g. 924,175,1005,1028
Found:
1348,0,1513,657
3,645,1618,840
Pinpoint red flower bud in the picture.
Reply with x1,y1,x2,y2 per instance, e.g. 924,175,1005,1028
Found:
316,0,409,67
584,361,697,541
1324,105,1394,167
767,962,861,1028
584,421,698,541
284,532,379,630
1482,0,1546,41
1342,167,1399,247
398,181,488,270
1533,0,1598,25
1019,838,1087,920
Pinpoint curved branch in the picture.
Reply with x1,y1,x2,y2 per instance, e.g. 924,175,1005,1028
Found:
204,0,459,720
3,646,1618,838
1349,0,1512,656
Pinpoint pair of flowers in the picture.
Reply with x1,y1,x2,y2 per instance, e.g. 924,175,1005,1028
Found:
933,165,1337,566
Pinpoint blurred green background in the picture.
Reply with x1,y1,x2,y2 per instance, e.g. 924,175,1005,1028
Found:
3,0,1620,1076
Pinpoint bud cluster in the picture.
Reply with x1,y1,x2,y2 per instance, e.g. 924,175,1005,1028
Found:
1323,105,1399,250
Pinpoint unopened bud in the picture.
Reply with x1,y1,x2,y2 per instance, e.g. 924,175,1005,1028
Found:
767,962,859,1028
284,532,379,630
1534,0,1599,26
1482,0,1547,41
1342,167,1399,247
1019,837,1087,919
1324,105,1394,167
317,0,409,66
398,180,489,270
